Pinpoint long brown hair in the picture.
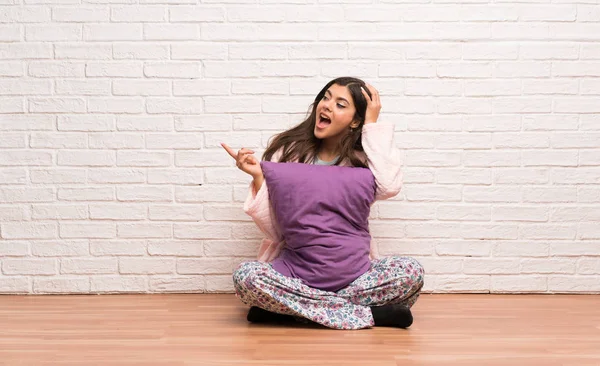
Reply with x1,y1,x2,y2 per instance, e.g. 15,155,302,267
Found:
262,77,373,168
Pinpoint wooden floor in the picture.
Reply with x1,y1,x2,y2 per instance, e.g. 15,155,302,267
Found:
1,294,600,365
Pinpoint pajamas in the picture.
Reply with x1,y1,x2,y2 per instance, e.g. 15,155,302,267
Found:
232,256,424,330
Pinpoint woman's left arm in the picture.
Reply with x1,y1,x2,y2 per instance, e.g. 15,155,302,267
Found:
360,84,403,201
362,122,403,200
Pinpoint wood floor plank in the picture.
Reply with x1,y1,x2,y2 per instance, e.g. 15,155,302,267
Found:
1,294,599,365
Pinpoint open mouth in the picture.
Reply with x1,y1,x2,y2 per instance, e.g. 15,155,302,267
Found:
317,115,331,129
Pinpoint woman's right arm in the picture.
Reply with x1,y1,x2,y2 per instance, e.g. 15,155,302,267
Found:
243,148,283,243
243,148,285,261
222,143,284,260
252,174,264,194
243,175,281,243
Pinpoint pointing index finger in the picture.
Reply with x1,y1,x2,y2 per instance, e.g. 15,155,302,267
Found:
220,143,237,160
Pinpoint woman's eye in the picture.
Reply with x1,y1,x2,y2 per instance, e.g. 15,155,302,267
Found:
337,104,345,108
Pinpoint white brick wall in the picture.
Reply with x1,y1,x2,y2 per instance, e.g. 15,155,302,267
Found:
1,1,600,295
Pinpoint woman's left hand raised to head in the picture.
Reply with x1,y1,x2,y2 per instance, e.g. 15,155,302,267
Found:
361,83,381,125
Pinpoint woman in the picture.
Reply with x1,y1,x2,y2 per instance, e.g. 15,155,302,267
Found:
222,77,424,330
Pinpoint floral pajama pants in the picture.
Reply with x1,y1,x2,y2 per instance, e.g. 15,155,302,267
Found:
232,256,425,330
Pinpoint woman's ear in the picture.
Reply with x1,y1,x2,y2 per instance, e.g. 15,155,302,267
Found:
350,120,361,129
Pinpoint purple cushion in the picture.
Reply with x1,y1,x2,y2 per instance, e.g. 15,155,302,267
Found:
260,161,377,292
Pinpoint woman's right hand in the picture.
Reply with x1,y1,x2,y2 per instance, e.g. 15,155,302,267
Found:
221,143,263,178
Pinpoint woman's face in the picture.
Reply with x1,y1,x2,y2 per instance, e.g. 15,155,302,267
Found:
314,84,359,141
